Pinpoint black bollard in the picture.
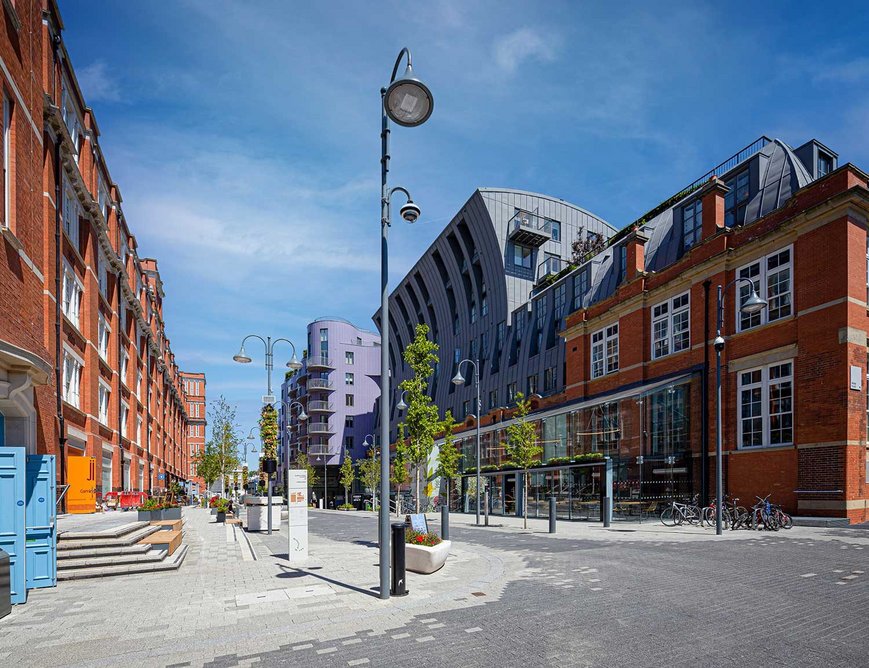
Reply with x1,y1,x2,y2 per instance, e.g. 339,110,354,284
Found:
549,496,556,534
390,523,409,596
441,504,449,541
603,496,611,527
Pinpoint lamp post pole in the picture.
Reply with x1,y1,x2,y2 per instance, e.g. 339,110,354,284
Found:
452,359,481,524
378,47,433,600
714,277,767,536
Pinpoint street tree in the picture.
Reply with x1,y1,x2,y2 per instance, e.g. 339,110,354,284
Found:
203,395,241,495
293,452,319,494
339,450,355,507
398,323,441,512
504,392,542,529
436,411,462,510
358,446,380,510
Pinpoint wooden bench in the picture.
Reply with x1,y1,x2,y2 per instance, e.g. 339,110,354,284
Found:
149,519,183,532
226,518,243,525
139,530,182,556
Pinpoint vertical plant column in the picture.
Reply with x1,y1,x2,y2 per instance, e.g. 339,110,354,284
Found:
504,393,542,529
259,404,279,478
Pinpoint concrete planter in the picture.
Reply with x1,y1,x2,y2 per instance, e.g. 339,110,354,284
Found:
405,540,451,574
244,497,281,531
161,507,182,521
137,510,156,522
216,511,226,523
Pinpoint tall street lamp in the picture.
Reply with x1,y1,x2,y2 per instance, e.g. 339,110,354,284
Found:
714,277,767,535
452,359,481,525
378,46,434,600
277,399,307,495
234,335,302,534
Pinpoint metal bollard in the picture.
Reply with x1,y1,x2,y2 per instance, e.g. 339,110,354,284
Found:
603,496,611,528
484,488,489,526
390,523,409,596
441,504,449,541
549,496,556,534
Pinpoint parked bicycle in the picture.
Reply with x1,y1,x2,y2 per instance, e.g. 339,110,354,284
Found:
660,494,702,526
702,495,747,529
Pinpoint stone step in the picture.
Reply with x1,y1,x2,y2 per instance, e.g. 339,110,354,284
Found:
57,545,188,581
57,525,161,551
138,529,182,556
58,549,167,570
58,521,150,541
791,516,851,528
57,543,152,560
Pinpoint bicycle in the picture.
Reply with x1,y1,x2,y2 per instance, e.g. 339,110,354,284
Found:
749,495,779,531
703,495,746,529
660,495,701,527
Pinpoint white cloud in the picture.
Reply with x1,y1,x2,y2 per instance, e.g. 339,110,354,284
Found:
76,61,122,102
813,57,869,84
493,27,558,74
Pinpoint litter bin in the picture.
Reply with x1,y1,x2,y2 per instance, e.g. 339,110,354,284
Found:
0,548,11,620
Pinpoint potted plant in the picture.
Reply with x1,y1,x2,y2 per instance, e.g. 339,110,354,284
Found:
338,503,355,511
404,528,451,574
137,497,160,522
214,497,230,523
209,495,219,515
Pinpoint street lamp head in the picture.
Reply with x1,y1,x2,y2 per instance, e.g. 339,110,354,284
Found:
298,410,308,422
286,353,302,370
384,63,434,127
739,288,768,315
452,371,466,386
396,397,408,411
399,200,421,223
233,346,252,364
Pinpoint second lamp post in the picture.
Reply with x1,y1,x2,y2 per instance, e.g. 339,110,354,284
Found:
452,358,481,526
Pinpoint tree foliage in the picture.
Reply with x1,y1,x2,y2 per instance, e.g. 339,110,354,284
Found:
358,446,380,509
570,227,607,266
293,452,319,489
436,411,462,508
503,392,542,529
398,323,442,512
197,395,241,494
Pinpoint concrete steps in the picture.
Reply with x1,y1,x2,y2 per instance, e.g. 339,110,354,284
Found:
55,515,188,580
57,545,188,581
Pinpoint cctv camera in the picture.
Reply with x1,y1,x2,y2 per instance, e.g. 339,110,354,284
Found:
400,201,421,223
714,335,725,352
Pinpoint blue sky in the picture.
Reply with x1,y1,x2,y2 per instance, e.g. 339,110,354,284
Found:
60,1,869,466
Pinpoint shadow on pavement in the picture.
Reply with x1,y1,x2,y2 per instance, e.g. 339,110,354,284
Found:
274,562,380,598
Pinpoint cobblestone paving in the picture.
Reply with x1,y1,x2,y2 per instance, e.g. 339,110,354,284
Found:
1,508,867,667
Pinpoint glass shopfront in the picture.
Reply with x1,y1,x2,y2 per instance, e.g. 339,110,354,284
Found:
455,373,703,521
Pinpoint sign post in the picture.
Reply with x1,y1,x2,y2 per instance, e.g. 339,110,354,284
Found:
287,469,308,564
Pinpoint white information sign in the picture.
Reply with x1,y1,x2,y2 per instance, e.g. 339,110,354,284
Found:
287,469,308,563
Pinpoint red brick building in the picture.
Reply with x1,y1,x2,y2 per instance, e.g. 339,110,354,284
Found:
0,0,200,506
181,371,207,494
441,138,869,524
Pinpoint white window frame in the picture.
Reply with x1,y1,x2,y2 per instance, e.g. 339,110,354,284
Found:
98,381,111,426
651,292,690,359
98,250,109,297
62,261,83,329
121,402,129,439
98,313,110,361
345,351,354,365
121,351,129,386
736,246,793,332
345,372,354,386
136,415,142,446
62,178,80,249
591,323,619,379
737,360,794,449
62,348,83,409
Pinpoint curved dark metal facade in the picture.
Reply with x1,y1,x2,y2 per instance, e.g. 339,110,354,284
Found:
374,188,615,439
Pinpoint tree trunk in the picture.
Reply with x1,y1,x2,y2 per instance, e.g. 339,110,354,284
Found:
415,465,421,514
523,471,528,529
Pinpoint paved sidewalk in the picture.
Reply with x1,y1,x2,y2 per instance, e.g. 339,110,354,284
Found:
0,508,524,667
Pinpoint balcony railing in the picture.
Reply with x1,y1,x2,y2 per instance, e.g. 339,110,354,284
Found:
307,444,335,456
306,355,334,369
508,209,553,248
308,379,334,391
307,400,334,412
537,255,565,282
308,422,333,434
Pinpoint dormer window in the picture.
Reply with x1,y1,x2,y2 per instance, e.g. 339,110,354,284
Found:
682,199,703,250
817,152,833,177
725,170,750,226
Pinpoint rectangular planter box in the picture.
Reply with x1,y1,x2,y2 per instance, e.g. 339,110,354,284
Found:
216,511,226,523
137,510,156,522
161,507,182,521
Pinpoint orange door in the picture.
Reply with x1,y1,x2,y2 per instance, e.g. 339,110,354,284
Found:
67,456,96,514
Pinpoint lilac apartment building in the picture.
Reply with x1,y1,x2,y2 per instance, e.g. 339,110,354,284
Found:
279,318,380,504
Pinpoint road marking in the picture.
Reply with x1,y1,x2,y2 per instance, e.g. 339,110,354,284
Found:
292,644,313,651
841,575,859,580
833,570,844,573
588,578,600,583
853,570,865,574
391,633,410,640
316,647,337,655
465,627,482,634
428,623,445,629
348,660,370,666
590,587,603,591
800,573,816,578
342,639,362,645
416,636,435,643
420,618,437,623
